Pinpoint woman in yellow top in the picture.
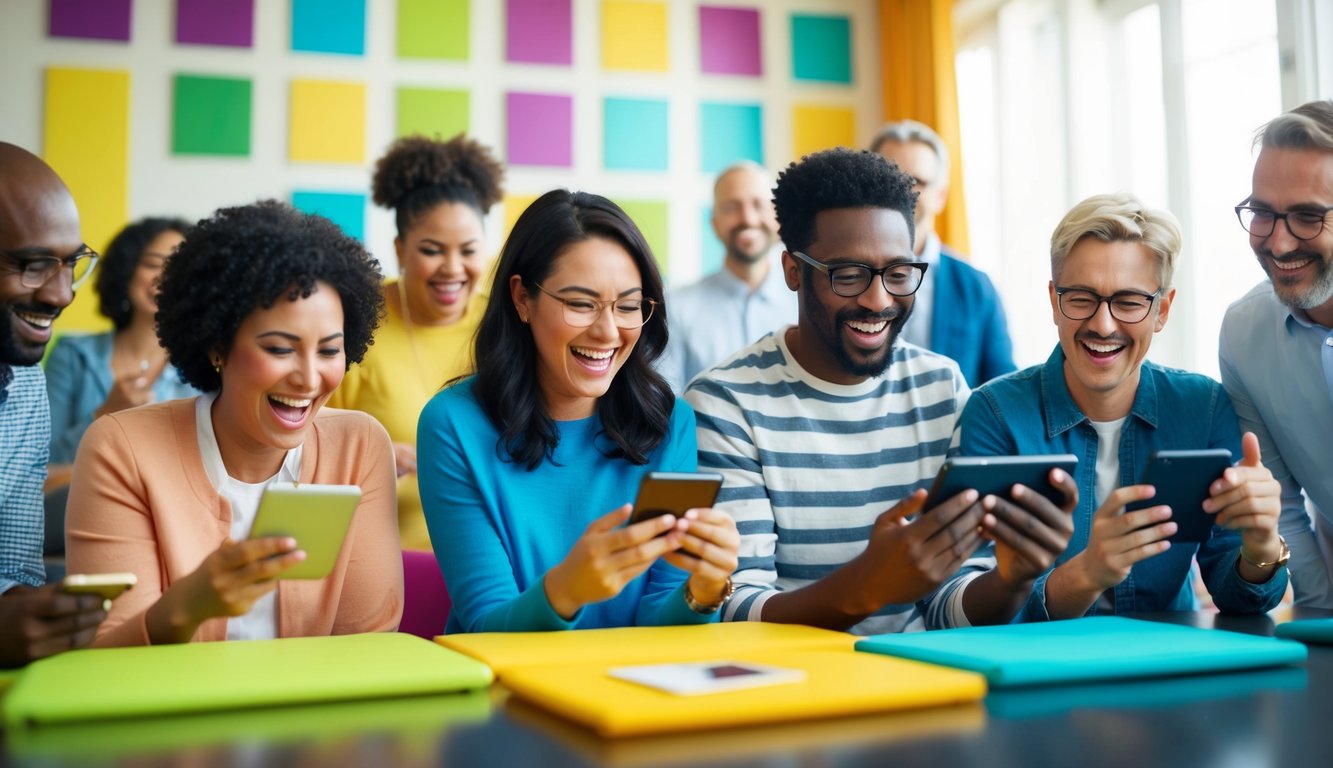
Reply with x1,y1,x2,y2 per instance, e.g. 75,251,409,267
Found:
329,134,504,549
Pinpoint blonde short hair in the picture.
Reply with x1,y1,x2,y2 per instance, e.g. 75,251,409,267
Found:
1049,193,1182,290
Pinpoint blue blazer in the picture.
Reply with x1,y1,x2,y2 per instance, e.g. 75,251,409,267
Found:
930,246,1016,388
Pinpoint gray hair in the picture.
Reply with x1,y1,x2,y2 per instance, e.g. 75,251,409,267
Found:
1255,99,1333,152
869,119,950,182
1050,193,1182,290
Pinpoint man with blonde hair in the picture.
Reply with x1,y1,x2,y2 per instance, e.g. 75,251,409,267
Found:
955,193,1288,620
1222,99,1333,606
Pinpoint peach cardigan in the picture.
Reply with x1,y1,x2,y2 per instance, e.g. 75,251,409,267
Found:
66,398,403,646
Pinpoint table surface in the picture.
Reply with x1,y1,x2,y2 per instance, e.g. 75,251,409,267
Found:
4,610,1332,768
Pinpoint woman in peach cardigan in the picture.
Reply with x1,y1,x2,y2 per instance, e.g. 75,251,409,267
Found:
66,201,402,646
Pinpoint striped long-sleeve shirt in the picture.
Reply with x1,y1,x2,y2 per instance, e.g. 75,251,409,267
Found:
685,328,980,635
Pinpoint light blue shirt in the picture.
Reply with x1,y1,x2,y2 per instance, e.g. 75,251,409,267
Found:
659,256,798,393
1220,281,1333,607
1,365,49,592
899,232,942,351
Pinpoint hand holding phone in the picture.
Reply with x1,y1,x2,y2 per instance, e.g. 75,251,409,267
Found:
1126,450,1232,543
628,472,723,525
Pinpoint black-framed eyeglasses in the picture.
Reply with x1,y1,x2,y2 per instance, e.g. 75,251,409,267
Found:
790,250,928,298
532,282,657,329
0,246,100,290
1235,204,1333,241
1055,287,1160,324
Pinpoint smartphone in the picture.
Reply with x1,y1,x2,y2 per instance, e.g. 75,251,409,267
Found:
924,455,1079,509
627,472,724,526
1126,449,1233,543
60,572,137,601
248,483,361,579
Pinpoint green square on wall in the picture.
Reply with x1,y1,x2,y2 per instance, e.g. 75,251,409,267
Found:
173,75,252,156
398,0,469,60
397,87,470,139
616,199,669,277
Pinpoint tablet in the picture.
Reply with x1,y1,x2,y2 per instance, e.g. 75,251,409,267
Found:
1126,449,1232,543
924,455,1079,509
249,484,361,579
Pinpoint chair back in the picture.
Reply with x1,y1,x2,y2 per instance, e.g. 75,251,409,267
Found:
399,549,451,638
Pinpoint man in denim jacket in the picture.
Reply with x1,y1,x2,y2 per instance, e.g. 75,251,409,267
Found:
954,193,1289,620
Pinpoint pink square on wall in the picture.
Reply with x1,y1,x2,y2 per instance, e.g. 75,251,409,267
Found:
507,92,573,167
50,0,132,42
507,0,572,65
177,0,254,48
699,6,762,76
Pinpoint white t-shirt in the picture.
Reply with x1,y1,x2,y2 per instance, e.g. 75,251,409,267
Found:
1089,417,1126,612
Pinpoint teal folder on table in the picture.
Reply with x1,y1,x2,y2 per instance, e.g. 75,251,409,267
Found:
1275,618,1333,644
3,633,493,729
855,616,1307,688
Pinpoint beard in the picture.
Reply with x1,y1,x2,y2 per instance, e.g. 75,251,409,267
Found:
1259,248,1333,310
725,226,775,266
0,307,44,367
803,277,912,379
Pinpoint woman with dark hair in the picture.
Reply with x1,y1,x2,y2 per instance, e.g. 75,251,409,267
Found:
329,134,504,551
418,190,739,633
65,201,402,647
44,217,197,465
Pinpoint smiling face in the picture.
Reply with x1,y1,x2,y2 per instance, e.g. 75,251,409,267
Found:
511,237,645,421
397,201,485,326
784,207,915,385
127,229,184,322
712,166,779,266
0,164,81,366
1247,146,1333,325
1051,238,1174,421
211,281,346,481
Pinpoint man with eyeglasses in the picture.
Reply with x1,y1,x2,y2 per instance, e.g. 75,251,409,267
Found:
0,142,107,666
954,193,1286,620
1221,99,1333,607
685,149,1075,634
871,120,1015,387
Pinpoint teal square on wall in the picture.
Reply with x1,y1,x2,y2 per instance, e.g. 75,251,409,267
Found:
700,205,723,277
292,0,365,55
700,102,763,173
604,98,668,171
791,14,851,83
172,75,252,156
292,191,366,242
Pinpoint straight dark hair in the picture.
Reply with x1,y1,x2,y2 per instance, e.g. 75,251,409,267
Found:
473,189,673,470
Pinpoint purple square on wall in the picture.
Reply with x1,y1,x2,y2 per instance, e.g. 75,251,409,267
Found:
177,0,254,48
507,92,573,167
699,6,762,76
507,0,572,65
50,0,132,42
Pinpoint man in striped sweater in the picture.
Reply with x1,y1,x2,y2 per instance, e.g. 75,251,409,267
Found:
685,148,1075,635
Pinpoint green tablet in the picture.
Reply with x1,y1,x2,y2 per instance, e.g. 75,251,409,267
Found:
248,483,361,579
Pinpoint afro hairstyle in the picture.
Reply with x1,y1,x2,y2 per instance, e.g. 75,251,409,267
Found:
371,134,505,236
772,148,918,255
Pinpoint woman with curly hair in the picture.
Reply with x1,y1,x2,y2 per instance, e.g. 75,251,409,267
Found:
328,134,504,550
418,190,739,633
45,217,197,466
65,201,402,646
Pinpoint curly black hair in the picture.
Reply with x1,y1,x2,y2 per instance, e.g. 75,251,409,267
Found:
371,134,505,237
96,216,193,331
155,201,385,392
772,148,918,254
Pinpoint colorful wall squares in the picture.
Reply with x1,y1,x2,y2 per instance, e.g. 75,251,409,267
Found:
503,193,542,241
291,0,365,56
700,205,724,276
292,191,367,242
176,0,254,48
289,80,366,163
699,6,761,76
792,104,856,160
615,199,670,277
506,92,573,167
791,14,852,83
398,0,469,60
49,0,132,42
700,102,764,173
397,87,470,140
506,0,572,65
602,1,668,72
172,75,252,156
603,98,668,171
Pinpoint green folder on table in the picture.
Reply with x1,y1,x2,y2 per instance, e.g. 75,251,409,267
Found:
855,616,1307,688
3,633,493,729
1275,618,1333,644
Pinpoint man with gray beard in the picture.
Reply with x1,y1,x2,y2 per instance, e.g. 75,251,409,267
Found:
1221,99,1333,607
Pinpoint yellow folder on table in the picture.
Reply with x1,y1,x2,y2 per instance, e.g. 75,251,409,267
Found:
500,648,986,737
437,621,856,678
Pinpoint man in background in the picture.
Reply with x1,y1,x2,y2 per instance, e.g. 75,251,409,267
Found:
659,161,797,392
872,120,1015,386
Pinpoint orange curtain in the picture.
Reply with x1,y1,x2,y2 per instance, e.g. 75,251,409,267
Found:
878,0,969,256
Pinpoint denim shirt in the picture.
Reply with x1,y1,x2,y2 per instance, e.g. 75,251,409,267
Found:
954,345,1287,620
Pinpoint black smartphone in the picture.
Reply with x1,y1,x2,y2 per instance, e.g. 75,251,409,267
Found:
1126,449,1233,543
627,472,724,525
924,455,1079,509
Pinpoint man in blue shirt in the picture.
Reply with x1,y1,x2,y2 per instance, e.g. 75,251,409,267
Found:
1221,99,1333,607
0,142,106,666
659,162,797,392
871,120,1015,387
957,193,1288,620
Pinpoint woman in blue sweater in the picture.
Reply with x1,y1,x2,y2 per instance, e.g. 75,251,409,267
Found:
418,190,739,633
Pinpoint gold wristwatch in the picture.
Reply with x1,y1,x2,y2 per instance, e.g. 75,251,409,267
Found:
685,578,734,614
1241,535,1291,569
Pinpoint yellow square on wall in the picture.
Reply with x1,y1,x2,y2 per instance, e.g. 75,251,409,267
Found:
503,193,542,242
792,105,856,162
602,1,668,72
290,79,366,163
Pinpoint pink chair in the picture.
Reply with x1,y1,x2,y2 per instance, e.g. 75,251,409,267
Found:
399,549,451,638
